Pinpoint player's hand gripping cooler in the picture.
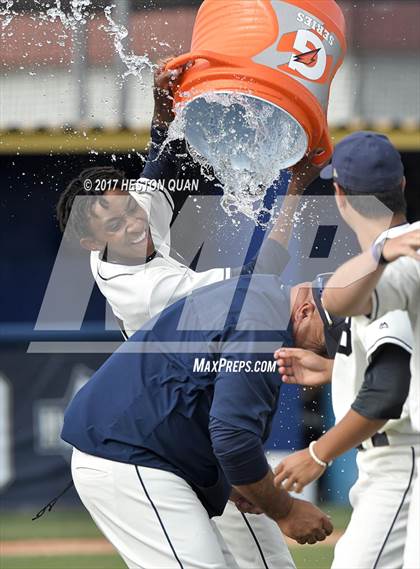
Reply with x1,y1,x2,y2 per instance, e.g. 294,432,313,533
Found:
167,0,346,170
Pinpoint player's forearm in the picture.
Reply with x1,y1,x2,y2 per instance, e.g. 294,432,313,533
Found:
320,358,334,384
268,169,311,248
210,417,271,486
152,88,174,128
322,250,385,317
322,229,420,317
268,156,323,248
313,410,386,463
235,470,294,521
231,239,291,278
141,126,177,182
268,193,300,249
210,417,293,519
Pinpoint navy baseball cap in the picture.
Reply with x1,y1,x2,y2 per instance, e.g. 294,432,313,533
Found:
320,131,404,192
312,273,346,359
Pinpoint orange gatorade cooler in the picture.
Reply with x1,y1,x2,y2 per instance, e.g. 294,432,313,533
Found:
167,0,346,171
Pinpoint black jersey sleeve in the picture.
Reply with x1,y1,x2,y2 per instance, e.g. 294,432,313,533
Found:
351,344,411,420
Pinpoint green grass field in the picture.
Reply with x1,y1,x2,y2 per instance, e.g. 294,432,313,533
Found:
0,505,351,569
0,556,126,569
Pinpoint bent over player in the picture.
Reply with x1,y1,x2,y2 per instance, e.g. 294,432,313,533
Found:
62,273,335,568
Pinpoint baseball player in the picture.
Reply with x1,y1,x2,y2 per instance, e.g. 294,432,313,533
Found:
57,64,324,567
62,271,335,568
273,133,419,568
323,226,420,569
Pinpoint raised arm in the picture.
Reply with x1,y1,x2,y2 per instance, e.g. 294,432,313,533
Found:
151,58,187,130
234,153,326,278
268,152,325,249
141,61,188,182
322,229,420,317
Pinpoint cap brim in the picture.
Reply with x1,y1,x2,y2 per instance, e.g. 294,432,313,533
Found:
320,164,334,180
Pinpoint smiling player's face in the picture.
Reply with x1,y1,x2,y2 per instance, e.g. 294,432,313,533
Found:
80,189,155,263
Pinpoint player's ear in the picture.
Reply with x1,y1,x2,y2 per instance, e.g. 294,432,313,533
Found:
296,301,316,322
80,237,103,252
401,176,406,193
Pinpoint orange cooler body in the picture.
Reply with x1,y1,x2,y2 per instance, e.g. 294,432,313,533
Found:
168,0,347,164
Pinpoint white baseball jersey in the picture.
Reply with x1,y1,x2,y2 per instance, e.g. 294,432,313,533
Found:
132,177,174,257
332,223,417,443
90,180,230,338
368,221,420,569
332,310,415,441
372,221,420,433
91,250,230,338
332,222,420,569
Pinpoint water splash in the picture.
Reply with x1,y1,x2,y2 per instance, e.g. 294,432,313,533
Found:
35,0,92,29
0,0,303,226
70,0,91,23
0,0,16,29
167,91,307,222
2,0,155,80
102,4,154,83
163,107,218,185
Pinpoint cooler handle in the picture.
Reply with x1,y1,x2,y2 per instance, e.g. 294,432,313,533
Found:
166,50,247,71
312,130,333,166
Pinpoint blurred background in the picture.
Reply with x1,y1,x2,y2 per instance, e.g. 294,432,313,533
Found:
0,2,419,567
1,0,420,131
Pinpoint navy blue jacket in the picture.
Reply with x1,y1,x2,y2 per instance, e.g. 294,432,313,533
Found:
62,275,293,517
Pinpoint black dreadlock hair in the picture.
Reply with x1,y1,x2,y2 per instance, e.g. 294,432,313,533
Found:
56,166,126,240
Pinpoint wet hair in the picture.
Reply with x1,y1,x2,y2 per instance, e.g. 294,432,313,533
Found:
56,167,126,240
304,337,328,358
339,183,407,219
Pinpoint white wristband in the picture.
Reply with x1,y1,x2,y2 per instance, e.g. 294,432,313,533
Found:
309,441,331,468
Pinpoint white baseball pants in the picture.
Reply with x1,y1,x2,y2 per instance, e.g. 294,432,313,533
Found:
403,457,420,569
332,444,419,569
71,448,295,569
214,500,295,569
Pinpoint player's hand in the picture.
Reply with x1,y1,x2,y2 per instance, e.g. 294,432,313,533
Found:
274,348,333,387
382,230,420,263
276,498,333,545
152,58,190,127
288,150,327,194
229,489,263,515
274,449,325,493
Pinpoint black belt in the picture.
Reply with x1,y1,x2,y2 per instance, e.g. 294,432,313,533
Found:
357,432,390,451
